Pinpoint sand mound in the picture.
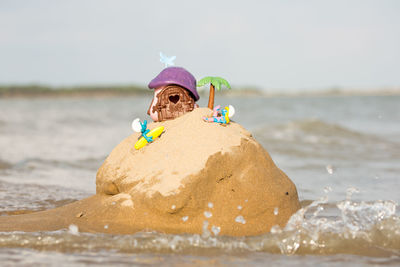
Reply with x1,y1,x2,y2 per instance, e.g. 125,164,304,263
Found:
0,108,300,236
94,108,300,235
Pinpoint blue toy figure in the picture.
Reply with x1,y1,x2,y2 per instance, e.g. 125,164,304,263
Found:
203,105,235,124
131,118,164,150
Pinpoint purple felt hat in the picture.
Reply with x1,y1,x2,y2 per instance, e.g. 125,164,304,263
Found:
148,67,199,101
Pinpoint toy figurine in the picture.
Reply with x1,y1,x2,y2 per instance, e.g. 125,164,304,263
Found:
203,105,235,124
147,67,200,122
131,118,164,150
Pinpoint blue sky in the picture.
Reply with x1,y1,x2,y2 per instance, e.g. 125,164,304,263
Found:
0,0,399,91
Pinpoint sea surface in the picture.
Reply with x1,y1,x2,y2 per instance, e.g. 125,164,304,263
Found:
0,95,399,266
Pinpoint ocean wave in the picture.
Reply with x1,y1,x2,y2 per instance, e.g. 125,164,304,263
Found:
11,157,105,172
255,119,375,143
0,198,398,257
253,119,400,160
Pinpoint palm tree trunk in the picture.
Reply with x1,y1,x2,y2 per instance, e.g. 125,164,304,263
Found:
208,84,215,109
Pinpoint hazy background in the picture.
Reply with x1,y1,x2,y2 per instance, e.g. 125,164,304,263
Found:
1,0,399,92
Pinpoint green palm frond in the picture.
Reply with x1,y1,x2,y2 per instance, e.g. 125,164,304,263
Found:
213,79,221,91
215,77,231,89
197,76,213,87
197,76,231,90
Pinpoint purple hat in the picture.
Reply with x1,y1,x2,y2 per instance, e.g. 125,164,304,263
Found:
148,67,199,101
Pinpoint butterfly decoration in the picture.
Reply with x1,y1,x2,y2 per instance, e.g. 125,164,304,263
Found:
160,52,176,68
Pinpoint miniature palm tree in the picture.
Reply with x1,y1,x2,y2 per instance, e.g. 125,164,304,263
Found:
197,76,231,110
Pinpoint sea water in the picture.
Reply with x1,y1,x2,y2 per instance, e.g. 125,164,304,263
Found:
0,95,399,266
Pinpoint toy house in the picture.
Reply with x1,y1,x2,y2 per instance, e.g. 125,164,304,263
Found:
147,67,200,122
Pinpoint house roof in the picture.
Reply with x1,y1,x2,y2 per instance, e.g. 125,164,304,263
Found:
148,67,199,101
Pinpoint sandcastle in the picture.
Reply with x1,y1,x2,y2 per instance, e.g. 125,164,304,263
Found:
0,64,301,236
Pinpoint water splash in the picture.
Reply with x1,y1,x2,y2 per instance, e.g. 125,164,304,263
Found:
68,224,79,236
211,226,221,236
274,207,279,215
0,196,398,257
280,191,398,255
346,187,359,201
0,206,398,257
235,215,246,224
204,211,212,218
270,225,282,234
326,165,334,174
337,200,396,234
323,186,332,193
201,221,211,239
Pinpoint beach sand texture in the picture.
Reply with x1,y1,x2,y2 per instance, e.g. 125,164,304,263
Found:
0,108,300,235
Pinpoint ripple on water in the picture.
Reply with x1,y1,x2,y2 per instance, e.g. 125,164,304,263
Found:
0,181,89,213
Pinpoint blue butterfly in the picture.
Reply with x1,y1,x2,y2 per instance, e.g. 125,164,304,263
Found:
160,52,176,68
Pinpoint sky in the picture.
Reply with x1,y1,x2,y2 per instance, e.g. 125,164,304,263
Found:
0,0,399,91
